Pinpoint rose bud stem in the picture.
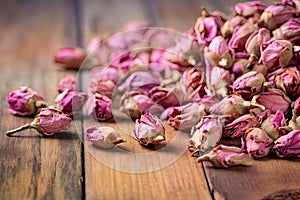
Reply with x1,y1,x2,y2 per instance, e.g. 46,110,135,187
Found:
5,123,32,136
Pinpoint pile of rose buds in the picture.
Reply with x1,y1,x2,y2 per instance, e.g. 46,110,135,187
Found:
6,0,300,168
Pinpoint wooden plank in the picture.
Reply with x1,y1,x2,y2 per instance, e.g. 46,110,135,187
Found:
0,0,82,199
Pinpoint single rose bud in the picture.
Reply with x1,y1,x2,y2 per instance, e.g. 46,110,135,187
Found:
228,22,257,52
168,103,206,130
207,66,231,97
233,1,266,18
273,18,300,45
110,52,136,73
231,71,266,100
251,88,291,115
189,116,223,156
56,75,79,93
274,67,300,100
87,93,113,121
261,110,288,140
294,97,300,116
209,94,264,122
6,86,48,116
273,130,300,158
149,86,180,108
225,114,260,139
245,28,271,64
198,144,253,168
221,15,247,38
242,128,274,158
259,39,293,72
133,113,165,146
120,90,163,119
231,59,251,77
6,107,72,136
258,2,298,31
54,47,86,70
54,90,87,116
84,126,126,149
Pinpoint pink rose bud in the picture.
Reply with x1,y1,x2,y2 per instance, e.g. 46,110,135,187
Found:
261,110,288,140
87,93,113,121
274,67,300,99
225,114,259,139
189,116,223,156
208,66,231,97
242,128,274,158
168,103,206,130
273,18,300,45
273,130,300,158
149,86,180,108
231,71,266,100
258,2,298,31
259,39,293,72
54,47,86,70
198,145,253,168
54,90,87,116
120,90,163,119
6,86,48,116
209,94,264,122
294,97,300,116
110,52,136,73
89,66,120,84
6,107,72,136
56,75,79,93
245,28,271,64
251,88,291,115
228,22,257,52
133,113,165,146
233,1,266,18
150,49,182,73
221,15,247,38
84,126,126,149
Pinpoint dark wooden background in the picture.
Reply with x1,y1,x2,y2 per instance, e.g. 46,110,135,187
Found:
1,0,299,199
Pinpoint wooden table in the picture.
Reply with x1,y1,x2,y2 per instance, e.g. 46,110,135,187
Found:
1,0,299,199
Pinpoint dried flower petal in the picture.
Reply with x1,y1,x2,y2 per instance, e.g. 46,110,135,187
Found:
273,130,300,158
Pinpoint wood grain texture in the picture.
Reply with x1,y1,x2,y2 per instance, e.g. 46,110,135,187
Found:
0,0,82,199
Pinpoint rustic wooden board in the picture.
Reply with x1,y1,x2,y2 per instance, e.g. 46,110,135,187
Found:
0,0,82,199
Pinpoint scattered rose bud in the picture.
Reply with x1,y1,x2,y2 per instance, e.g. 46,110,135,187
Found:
87,93,113,121
56,75,79,93
168,103,206,130
273,18,300,45
231,71,266,100
6,86,48,116
221,15,247,38
133,113,165,146
242,128,274,158
207,66,231,97
189,116,223,156
225,114,259,139
198,144,253,168
233,1,266,18
149,86,180,108
84,126,126,149
6,107,72,136
54,47,86,70
273,130,300,158
261,110,288,140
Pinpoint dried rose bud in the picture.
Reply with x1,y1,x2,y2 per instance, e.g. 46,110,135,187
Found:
273,130,300,158
231,71,266,100
206,65,231,97
274,67,300,100
198,145,253,168
120,90,163,119
258,2,298,31
189,116,223,156
6,86,48,116
242,128,274,158
251,88,291,115
245,28,271,64
273,18,300,45
233,1,266,18
225,114,259,139
133,113,165,146
56,75,79,93
195,95,219,111
54,90,87,116
6,107,72,136
259,39,293,72
84,126,126,149
228,22,257,52
149,86,180,108
261,110,288,140
221,15,247,38
294,97,300,116
231,59,251,77
150,49,182,73
209,94,264,122
87,93,112,121
168,103,206,130
110,52,137,73
54,47,86,70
